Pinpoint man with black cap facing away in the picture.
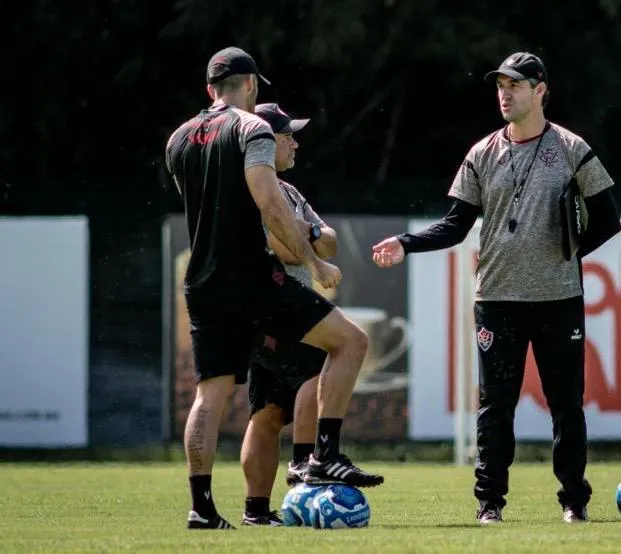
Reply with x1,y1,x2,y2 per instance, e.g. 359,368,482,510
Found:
239,103,339,526
372,51,620,524
166,47,383,530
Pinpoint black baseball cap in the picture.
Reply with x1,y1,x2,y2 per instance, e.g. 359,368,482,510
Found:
207,46,271,85
484,52,548,84
254,103,310,134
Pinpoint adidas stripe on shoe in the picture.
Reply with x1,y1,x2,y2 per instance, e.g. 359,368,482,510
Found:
187,510,236,529
304,454,384,488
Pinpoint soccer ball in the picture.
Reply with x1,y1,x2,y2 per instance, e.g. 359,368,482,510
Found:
310,484,371,529
281,483,323,526
616,483,621,511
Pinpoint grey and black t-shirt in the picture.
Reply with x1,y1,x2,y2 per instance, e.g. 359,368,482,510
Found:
449,122,614,301
165,104,276,293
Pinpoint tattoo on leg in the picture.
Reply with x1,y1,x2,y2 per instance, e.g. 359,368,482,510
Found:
185,405,211,474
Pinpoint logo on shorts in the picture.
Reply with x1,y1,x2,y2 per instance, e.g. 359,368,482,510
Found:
264,335,277,351
272,267,285,286
571,328,583,341
477,327,494,351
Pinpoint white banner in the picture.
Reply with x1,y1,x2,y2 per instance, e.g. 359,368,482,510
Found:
408,218,621,440
0,217,89,446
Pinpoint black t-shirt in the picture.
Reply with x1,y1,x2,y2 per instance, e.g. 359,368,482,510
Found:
165,104,276,294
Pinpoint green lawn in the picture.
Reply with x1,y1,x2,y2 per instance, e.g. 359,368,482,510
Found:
1,462,620,553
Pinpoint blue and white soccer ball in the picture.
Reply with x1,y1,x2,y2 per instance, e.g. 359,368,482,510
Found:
616,483,621,512
310,484,371,529
281,483,323,526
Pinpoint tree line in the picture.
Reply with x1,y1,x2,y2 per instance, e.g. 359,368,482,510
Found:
3,0,620,214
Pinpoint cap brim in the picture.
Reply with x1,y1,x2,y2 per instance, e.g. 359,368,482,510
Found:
258,73,271,85
289,118,310,132
484,69,527,83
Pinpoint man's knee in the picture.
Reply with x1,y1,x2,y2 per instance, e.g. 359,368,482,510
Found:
186,375,235,426
307,309,368,354
343,321,369,353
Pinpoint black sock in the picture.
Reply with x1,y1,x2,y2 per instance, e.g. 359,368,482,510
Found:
313,418,342,461
245,496,270,517
189,475,217,517
292,443,314,464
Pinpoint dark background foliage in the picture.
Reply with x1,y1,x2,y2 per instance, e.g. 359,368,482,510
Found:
3,0,620,216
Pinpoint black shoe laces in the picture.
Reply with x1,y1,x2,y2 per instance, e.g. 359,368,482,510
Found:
269,510,282,522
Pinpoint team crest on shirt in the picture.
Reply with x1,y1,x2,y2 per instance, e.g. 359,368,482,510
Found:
539,148,559,167
477,327,494,352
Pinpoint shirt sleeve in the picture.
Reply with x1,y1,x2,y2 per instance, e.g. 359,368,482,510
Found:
578,188,621,258
238,113,276,171
302,201,326,227
447,147,482,207
165,124,185,175
284,184,325,226
573,144,615,199
397,199,480,254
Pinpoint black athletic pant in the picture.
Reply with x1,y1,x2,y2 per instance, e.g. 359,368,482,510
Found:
473,296,592,510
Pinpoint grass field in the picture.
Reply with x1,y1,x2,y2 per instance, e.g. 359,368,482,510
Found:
1,462,620,553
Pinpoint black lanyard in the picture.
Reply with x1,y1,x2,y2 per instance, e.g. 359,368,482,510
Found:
507,122,549,233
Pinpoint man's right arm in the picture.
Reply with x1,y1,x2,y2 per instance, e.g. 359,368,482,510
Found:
398,199,481,254
578,188,621,258
267,232,300,264
373,150,482,268
246,164,319,268
239,115,318,266
397,147,483,253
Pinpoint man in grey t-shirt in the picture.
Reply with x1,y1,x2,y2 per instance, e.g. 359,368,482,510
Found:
372,52,620,524
239,103,340,526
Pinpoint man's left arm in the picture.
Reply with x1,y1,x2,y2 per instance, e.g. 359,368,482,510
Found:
574,147,620,257
578,188,621,258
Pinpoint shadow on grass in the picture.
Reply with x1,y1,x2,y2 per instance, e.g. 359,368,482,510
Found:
374,523,478,529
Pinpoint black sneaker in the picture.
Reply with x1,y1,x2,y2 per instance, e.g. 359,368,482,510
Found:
242,510,283,526
304,453,384,487
187,510,236,529
563,505,588,523
476,505,503,525
286,458,308,487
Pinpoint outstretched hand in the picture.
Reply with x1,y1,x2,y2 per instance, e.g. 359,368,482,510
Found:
372,236,405,268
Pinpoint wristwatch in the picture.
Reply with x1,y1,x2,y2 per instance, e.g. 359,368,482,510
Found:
309,224,322,243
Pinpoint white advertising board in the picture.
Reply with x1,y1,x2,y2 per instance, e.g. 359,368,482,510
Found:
408,218,621,440
0,217,89,446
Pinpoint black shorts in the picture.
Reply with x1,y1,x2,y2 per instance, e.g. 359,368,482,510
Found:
185,259,333,385
248,339,327,424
